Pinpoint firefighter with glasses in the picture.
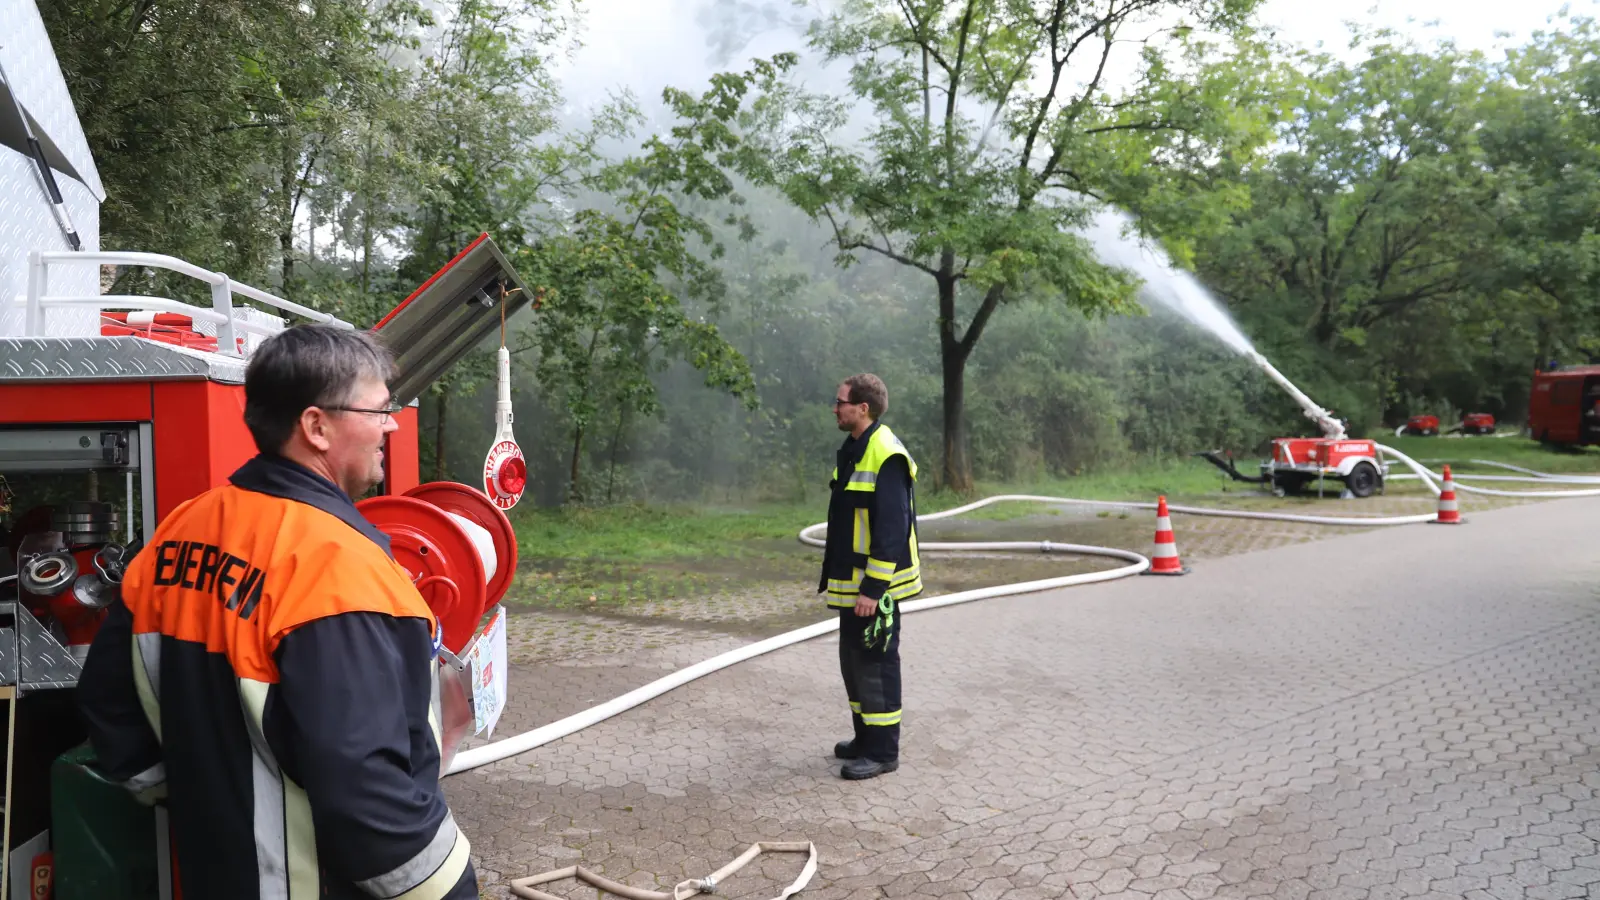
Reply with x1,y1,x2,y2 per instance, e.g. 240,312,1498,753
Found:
819,373,922,780
78,324,478,899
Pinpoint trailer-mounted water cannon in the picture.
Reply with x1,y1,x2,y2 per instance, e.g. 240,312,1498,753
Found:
1197,350,1387,498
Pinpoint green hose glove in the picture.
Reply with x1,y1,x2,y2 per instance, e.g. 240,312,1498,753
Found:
863,595,895,651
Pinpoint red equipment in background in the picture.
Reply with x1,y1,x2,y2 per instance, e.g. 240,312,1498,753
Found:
1405,415,1441,436
1196,350,1389,499
1527,366,1600,447
1461,412,1496,435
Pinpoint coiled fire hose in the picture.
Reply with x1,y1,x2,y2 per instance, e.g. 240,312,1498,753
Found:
461,449,1600,899
511,842,818,900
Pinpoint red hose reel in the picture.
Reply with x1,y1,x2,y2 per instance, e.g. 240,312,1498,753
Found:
357,482,519,655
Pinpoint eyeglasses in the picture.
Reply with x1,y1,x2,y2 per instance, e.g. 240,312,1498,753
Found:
327,403,404,424
833,397,862,407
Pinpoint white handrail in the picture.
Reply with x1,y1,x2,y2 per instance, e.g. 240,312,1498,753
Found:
26,250,354,356
231,280,345,327
72,296,229,323
40,250,224,285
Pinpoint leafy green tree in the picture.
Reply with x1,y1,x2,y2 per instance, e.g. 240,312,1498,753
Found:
394,0,572,479
662,0,1276,491
518,74,771,500
1477,15,1600,373
1175,34,1503,429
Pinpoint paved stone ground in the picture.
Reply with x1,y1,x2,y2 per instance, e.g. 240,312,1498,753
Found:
498,486,1539,663
451,495,1600,899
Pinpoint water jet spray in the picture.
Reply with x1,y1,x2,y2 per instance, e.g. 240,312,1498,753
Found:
1082,208,1376,495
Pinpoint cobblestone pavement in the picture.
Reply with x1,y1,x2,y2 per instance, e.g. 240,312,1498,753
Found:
451,496,1600,899
499,487,1539,663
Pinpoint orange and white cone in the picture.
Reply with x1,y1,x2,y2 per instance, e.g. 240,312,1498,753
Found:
1433,464,1463,524
1144,495,1189,575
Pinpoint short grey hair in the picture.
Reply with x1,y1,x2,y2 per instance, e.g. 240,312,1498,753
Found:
243,324,395,454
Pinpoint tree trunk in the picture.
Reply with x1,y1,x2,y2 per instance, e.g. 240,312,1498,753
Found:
940,344,973,493
280,135,297,289
361,133,373,298
605,405,628,504
935,267,974,493
432,387,449,481
568,426,586,501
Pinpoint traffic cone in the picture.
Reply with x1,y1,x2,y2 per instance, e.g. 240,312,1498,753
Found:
1144,495,1189,575
1433,464,1463,524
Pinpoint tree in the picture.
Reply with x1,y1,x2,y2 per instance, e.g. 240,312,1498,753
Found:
663,0,1275,490
42,0,437,303
521,206,758,500
518,73,770,500
1177,35,1505,428
1477,15,1600,373
394,0,572,480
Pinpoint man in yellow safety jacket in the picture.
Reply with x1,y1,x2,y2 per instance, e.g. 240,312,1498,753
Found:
77,324,478,899
818,373,922,780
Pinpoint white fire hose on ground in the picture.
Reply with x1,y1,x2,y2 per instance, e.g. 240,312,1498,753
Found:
464,448,1600,899
449,488,1450,777
1375,444,1600,499
1388,458,1600,484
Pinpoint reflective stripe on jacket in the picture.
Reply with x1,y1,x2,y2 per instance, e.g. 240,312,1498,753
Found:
818,422,923,607
79,454,476,900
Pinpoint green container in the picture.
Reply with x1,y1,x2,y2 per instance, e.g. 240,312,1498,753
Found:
50,743,160,900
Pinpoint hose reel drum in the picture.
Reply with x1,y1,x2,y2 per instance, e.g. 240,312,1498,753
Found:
358,481,518,772
357,481,518,656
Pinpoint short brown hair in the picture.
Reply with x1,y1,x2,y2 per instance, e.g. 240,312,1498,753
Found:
842,373,888,420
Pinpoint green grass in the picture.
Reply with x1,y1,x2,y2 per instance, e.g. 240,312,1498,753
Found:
509,501,820,561
513,560,722,609
505,459,1226,564
1378,433,1600,473
498,434,1600,611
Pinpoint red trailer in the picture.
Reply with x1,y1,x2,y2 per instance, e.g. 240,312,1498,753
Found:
1460,412,1496,436
1259,437,1385,497
1405,415,1440,436
1527,366,1600,447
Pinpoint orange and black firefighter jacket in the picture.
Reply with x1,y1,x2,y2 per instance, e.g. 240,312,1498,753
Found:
77,453,477,900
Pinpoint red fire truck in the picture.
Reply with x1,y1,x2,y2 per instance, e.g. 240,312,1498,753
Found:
1527,366,1600,447
0,6,536,889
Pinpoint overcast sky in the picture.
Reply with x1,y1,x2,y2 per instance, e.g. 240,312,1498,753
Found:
1259,0,1590,55
550,0,1599,114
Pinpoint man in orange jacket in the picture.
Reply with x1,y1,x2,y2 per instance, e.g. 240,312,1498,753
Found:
78,324,478,899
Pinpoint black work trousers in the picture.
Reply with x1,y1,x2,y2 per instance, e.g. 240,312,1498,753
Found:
838,606,902,762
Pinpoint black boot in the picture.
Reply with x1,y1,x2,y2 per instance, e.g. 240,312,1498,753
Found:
840,756,899,780
833,712,868,759
839,725,899,779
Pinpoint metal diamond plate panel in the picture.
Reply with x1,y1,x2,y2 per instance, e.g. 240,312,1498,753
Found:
17,600,81,689
0,0,104,199
0,607,15,686
0,601,81,691
0,148,100,338
0,336,246,383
